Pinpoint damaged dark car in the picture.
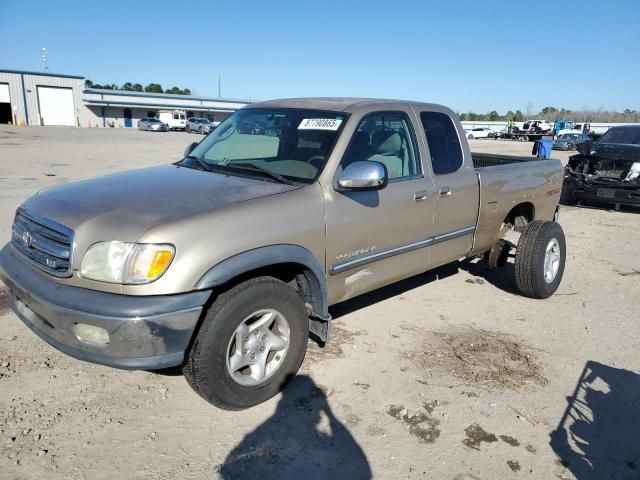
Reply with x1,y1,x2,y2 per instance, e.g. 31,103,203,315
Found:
563,125,640,209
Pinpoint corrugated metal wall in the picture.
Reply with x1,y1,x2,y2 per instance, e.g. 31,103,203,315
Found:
1,71,248,128
0,71,87,126
0,72,27,124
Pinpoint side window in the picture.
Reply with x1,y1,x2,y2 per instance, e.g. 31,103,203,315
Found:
420,111,463,175
341,112,420,180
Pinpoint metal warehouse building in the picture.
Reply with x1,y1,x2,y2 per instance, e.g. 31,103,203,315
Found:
0,68,251,128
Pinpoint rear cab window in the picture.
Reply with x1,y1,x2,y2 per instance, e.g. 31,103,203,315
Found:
419,111,464,175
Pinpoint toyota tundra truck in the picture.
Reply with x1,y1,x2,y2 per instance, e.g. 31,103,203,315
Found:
0,98,566,409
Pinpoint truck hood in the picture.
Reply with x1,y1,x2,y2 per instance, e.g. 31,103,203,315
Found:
20,165,300,250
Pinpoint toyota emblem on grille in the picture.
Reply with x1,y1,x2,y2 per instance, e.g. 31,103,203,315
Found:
21,230,33,248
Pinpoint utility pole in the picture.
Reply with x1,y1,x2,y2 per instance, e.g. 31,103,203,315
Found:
218,74,221,98
42,48,48,73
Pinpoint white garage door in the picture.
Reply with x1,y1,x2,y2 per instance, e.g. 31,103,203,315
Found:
37,86,76,126
0,84,9,103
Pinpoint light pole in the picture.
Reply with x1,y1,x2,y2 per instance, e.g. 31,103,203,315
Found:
42,48,48,73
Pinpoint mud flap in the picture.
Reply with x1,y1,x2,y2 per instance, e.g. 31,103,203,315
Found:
308,309,332,346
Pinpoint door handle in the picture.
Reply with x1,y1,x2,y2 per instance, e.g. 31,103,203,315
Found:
439,186,452,197
414,190,430,202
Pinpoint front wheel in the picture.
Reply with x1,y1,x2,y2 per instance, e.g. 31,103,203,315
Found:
186,125,191,133
183,276,309,409
514,220,566,299
468,134,474,139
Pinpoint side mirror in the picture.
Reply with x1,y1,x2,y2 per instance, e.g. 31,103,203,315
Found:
336,161,388,191
183,142,198,157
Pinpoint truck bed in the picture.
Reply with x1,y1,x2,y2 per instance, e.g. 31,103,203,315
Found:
472,153,543,169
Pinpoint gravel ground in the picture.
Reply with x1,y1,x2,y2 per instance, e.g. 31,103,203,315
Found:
0,126,638,480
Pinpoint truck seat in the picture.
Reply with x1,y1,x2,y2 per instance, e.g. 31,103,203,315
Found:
369,130,404,178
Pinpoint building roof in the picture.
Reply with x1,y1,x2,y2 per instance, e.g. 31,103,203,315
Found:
0,68,84,79
83,88,253,105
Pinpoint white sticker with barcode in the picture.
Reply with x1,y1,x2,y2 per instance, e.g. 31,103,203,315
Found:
298,118,343,130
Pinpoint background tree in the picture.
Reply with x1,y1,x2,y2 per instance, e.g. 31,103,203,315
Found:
144,83,164,93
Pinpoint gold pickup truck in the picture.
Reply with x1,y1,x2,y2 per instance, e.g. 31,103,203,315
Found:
0,98,565,409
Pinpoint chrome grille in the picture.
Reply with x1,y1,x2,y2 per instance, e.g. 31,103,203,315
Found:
11,210,73,277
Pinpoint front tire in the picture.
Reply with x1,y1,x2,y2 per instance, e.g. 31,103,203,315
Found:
186,125,191,133
468,134,474,139
514,221,566,299
183,277,309,409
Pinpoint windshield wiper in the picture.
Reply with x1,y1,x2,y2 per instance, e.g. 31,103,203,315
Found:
182,155,214,172
230,162,297,185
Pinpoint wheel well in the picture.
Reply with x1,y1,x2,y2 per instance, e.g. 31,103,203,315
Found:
505,202,535,227
208,262,324,318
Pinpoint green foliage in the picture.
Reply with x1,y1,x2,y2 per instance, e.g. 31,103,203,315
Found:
85,80,190,95
144,83,164,93
164,86,192,95
456,106,638,123
84,79,116,90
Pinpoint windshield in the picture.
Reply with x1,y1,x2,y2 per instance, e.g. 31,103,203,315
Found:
598,127,640,145
559,134,578,140
188,108,347,183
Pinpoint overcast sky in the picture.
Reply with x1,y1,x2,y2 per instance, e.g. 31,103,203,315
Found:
1,0,638,113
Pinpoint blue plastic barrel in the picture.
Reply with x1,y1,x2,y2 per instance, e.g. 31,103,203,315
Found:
532,139,553,159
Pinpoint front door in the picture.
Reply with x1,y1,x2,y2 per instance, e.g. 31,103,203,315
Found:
123,109,132,128
417,110,479,267
324,110,436,304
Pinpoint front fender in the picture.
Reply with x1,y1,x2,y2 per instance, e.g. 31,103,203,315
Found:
194,244,328,318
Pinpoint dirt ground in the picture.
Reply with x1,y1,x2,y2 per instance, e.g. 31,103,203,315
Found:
0,126,638,480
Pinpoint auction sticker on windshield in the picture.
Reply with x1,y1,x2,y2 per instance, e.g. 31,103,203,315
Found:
298,118,343,130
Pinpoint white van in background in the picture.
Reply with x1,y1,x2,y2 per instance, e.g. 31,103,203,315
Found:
158,110,187,131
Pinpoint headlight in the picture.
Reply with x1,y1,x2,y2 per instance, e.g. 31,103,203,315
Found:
80,242,175,284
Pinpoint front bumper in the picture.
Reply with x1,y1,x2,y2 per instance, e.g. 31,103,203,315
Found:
565,177,640,207
0,244,210,370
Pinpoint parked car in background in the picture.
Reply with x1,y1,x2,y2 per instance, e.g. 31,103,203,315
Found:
465,127,495,139
186,118,217,134
138,118,168,132
158,110,187,131
553,133,590,151
563,125,640,208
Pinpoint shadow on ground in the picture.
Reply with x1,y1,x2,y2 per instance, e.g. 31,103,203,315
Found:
550,361,640,479
458,258,519,295
218,375,371,479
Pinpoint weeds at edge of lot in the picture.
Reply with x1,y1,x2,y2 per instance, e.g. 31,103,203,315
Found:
409,326,547,391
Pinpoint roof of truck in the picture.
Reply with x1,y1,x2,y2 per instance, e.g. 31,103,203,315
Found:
248,97,449,113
